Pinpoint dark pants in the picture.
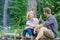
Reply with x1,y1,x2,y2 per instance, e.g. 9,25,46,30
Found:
22,28,37,37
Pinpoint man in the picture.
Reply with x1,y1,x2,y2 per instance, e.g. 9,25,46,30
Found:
34,7,58,40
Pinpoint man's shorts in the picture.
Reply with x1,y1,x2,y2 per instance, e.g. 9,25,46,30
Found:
40,27,55,38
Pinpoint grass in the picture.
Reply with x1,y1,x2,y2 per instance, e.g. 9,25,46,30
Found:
57,31,60,37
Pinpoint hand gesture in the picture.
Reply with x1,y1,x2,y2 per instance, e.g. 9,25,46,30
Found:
39,15,44,22
39,15,42,20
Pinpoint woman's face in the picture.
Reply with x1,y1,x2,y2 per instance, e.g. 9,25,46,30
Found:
28,14,34,20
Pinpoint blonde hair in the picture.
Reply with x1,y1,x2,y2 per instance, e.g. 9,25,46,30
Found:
26,11,34,20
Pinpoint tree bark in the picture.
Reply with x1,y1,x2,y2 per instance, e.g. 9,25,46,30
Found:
3,0,8,27
27,0,36,17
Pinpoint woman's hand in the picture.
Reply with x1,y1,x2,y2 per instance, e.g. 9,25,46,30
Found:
34,28,37,34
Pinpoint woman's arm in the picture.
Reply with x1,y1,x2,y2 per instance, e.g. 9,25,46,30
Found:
26,24,35,28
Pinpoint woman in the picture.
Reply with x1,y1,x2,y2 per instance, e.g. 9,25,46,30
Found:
22,11,39,40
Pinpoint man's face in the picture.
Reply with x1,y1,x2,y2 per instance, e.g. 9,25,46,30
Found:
44,11,47,17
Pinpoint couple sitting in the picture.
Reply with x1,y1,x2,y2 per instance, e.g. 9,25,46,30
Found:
22,7,58,40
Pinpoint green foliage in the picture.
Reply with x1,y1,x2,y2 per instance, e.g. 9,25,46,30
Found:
8,0,27,27
58,31,60,37
54,13,60,30
0,0,5,25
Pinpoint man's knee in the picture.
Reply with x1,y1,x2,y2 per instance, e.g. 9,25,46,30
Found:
40,27,47,31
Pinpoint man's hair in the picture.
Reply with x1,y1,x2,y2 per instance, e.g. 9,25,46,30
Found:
43,7,51,14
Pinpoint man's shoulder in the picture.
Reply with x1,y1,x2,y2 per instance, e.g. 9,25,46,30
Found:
49,15,55,20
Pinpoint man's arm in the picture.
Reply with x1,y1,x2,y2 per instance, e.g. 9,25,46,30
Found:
43,18,54,26
34,24,44,34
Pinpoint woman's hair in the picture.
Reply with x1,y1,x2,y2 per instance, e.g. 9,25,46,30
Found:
26,11,34,20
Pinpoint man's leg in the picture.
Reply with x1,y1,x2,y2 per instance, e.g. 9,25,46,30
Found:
35,27,45,40
35,27,55,40
44,28,55,38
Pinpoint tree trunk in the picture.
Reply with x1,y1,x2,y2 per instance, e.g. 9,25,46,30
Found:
3,0,8,27
27,0,36,17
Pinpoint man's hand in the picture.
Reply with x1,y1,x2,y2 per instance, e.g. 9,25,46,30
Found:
34,24,43,34
39,15,44,22
39,15,42,21
40,15,42,20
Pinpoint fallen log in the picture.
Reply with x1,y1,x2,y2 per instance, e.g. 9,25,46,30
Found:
4,33,60,40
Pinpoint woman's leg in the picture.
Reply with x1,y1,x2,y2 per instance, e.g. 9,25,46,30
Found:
30,36,34,40
22,29,27,40
27,28,34,40
22,36,26,40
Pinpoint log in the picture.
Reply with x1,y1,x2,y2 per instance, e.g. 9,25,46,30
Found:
4,33,60,40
